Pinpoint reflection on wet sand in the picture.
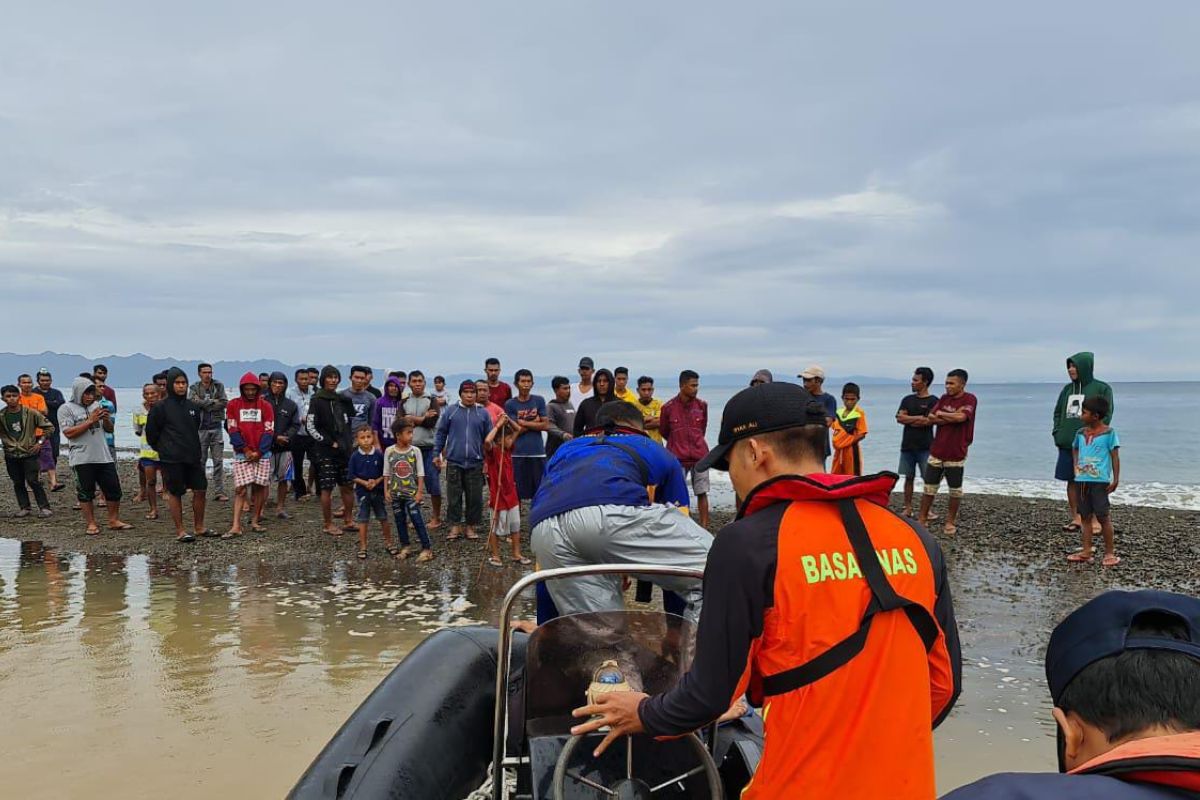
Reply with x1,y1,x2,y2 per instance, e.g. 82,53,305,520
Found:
0,538,489,800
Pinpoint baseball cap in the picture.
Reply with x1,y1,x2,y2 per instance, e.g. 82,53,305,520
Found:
1044,589,1200,702
696,382,830,472
36,368,51,376
578,357,595,369
458,379,477,393
797,364,826,381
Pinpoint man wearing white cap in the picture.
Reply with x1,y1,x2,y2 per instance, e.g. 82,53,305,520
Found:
798,365,837,463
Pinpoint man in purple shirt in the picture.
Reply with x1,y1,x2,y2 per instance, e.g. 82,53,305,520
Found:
658,369,710,528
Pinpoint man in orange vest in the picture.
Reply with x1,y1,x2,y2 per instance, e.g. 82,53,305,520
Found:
571,381,962,799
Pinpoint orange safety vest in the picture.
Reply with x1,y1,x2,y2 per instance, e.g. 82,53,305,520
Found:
734,475,958,799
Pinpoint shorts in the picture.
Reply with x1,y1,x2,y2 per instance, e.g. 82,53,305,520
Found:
316,456,351,492
923,456,966,498
898,449,930,479
1077,482,1111,518
512,457,545,500
138,458,160,469
1055,448,1075,482
355,492,388,522
419,446,441,496
685,466,710,496
233,456,272,488
491,504,520,537
73,462,123,503
161,461,208,497
271,451,294,484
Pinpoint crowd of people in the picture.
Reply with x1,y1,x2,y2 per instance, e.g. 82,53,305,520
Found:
0,351,1121,566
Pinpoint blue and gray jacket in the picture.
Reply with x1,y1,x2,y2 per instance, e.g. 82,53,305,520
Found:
433,403,492,468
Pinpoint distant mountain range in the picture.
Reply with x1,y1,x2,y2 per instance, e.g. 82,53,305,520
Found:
0,351,911,388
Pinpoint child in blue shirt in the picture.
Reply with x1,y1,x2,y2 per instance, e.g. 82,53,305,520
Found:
1068,395,1121,567
347,424,398,560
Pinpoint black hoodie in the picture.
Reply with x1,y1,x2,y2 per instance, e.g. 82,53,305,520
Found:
264,371,300,452
306,365,355,459
145,366,204,464
574,368,618,435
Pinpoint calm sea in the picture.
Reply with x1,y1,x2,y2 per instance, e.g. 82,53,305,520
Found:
109,382,1200,510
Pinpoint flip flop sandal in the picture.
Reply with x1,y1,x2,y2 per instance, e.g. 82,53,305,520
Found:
199,529,220,538
221,530,241,539
51,484,65,492
1061,522,1082,532
446,532,462,541
512,556,532,565
416,550,435,562
85,527,100,536
108,523,134,531
145,512,159,520
386,546,402,557
357,550,368,560
487,557,504,568
465,531,480,540
341,524,358,533
276,511,291,520
251,524,268,533
177,533,196,543
942,525,957,536
1066,551,1094,563
1102,554,1122,567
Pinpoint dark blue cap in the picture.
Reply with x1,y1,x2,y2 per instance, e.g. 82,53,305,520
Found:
1045,590,1200,702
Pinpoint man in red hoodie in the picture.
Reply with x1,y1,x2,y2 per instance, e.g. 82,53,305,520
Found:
571,382,961,800
225,373,275,537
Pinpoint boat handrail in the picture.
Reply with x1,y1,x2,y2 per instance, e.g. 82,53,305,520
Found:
489,563,707,800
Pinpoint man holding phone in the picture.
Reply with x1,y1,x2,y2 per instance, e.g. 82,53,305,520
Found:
59,375,130,534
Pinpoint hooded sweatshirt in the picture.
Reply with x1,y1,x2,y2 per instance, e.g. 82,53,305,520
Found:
226,372,275,456
573,369,618,436
264,372,300,452
307,366,355,459
371,377,405,449
58,376,114,466
145,367,204,464
0,403,54,459
1053,352,1115,449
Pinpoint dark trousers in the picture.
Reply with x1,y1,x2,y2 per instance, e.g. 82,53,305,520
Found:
392,497,431,549
291,436,314,498
6,455,49,511
445,464,483,526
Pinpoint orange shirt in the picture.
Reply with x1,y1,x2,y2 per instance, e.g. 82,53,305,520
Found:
19,392,48,436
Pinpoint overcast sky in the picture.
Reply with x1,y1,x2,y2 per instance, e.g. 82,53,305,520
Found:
2,1,1196,381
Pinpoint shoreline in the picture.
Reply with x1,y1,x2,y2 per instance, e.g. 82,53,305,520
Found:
1,461,1197,590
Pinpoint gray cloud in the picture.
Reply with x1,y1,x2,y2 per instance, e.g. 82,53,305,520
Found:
2,1,1197,380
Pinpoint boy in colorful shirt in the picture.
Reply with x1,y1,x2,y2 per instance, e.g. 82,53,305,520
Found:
132,383,161,520
635,376,663,444
384,419,433,562
830,382,869,476
225,372,275,537
1069,395,1121,567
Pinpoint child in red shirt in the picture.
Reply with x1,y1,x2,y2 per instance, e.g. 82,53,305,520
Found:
484,413,530,567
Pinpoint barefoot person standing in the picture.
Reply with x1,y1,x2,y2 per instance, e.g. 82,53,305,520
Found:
60,377,131,534
147,368,209,541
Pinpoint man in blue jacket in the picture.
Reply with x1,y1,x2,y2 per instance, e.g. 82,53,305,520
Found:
943,590,1200,799
433,380,492,541
530,400,710,623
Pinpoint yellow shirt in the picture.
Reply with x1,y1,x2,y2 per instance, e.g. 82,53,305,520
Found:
614,388,637,405
636,397,664,443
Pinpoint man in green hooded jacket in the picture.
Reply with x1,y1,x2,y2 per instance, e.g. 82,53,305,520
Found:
1052,352,1114,532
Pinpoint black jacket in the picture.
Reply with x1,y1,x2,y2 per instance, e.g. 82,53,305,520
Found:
306,391,355,459
265,372,300,453
146,367,203,464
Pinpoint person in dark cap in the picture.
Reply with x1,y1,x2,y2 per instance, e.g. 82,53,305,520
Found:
943,590,1200,799
570,381,961,800
750,369,773,386
570,356,595,410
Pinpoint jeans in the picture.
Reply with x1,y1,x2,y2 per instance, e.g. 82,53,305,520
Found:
392,497,431,549
198,428,226,495
445,464,483,526
6,455,49,511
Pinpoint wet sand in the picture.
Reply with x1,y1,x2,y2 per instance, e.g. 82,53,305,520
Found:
1,460,1198,798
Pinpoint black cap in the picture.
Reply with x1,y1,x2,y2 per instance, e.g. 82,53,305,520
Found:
1045,590,1200,702
578,357,595,369
695,382,829,472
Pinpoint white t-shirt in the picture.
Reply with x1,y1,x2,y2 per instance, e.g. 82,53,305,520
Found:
570,383,593,412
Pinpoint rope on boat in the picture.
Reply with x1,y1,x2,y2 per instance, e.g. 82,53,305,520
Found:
463,761,516,800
